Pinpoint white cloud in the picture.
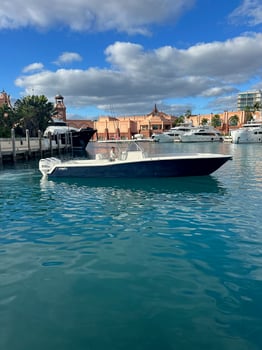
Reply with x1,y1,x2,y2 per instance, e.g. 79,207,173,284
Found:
15,33,262,115
0,0,195,33
22,62,44,73
54,52,83,65
229,0,262,26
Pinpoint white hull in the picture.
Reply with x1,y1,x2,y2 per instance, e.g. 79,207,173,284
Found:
152,123,195,143
180,136,223,142
180,126,223,143
152,133,175,143
231,121,262,144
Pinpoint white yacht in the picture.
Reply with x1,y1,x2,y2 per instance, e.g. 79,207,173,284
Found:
152,131,176,143
230,120,262,144
179,126,224,143
152,122,194,143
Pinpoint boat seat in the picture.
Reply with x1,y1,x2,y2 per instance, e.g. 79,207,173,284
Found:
119,151,128,160
126,151,144,161
96,153,104,160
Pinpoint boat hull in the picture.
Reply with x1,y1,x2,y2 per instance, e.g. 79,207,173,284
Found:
180,136,223,142
61,128,97,149
47,156,231,178
179,126,224,143
231,129,262,143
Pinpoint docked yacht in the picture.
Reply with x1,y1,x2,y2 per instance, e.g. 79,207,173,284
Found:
43,118,97,150
152,122,194,143
179,126,224,142
230,120,262,144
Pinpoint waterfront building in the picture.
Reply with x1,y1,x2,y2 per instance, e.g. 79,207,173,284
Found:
92,104,176,140
237,90,262,111
186,111,247,134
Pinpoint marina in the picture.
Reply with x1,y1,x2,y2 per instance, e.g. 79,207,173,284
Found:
1,2,262,348
1,142,262,350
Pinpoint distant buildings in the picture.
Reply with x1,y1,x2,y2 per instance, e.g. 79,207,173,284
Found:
92,104,176,140
237,90,262,111
1,90,262,139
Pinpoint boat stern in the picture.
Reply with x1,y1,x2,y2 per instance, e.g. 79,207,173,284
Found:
39,157,62,177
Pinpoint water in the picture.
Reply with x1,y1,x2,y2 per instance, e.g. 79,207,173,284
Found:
1,142,262,350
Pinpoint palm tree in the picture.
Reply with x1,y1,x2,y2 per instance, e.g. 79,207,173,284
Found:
253,102,261,111
229,115,239,126
244,106,253,122
211,114,221,127
13,95,54,136
184,109,192,119
201,118,208,126
173,116,184,126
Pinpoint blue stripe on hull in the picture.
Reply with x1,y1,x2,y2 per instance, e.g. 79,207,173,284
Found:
49,157,230,178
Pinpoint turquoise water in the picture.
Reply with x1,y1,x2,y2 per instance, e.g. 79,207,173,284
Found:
1,142,262,350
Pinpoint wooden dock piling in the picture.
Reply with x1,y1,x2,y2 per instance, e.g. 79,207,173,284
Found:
0,129,73,165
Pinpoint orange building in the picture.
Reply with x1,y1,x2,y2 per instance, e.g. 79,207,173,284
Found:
185,110,260,134
66,106,257,140
91,105,176,140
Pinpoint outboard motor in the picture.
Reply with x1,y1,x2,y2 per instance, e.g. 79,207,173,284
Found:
39,158,62,177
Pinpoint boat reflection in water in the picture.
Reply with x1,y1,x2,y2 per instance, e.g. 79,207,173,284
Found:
40,175,226,196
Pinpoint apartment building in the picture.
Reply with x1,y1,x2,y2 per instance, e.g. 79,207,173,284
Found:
237,90,262,111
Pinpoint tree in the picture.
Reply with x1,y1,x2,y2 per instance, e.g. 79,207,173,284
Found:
0,105,16,137
13,95,54,136
173,115,184,126
184,109,192,119
211,114,221,127
201,118,208,125
229,115,239,126
253,102,261,111
244,106,253,122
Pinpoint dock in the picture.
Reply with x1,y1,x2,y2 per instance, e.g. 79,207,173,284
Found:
0,130,73,166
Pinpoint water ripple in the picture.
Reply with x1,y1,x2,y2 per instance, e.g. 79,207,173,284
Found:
1,144,262,350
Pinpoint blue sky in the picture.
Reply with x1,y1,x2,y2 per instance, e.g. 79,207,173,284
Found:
1,0,262,119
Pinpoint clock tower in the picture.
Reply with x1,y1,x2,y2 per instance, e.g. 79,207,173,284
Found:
54,94,66,121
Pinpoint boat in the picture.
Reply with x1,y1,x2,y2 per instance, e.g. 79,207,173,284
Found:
39,142,232,179
179,126,224,142
152,122,195,143
151,132,175,143
223,135,233,143
230,119,262,144
43,118,97,150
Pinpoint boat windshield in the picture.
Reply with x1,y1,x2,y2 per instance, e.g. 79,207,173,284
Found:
89,141,145,159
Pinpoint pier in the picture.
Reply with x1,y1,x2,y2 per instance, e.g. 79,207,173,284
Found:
0,129,73,165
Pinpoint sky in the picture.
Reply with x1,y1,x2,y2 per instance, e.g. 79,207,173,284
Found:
1,0,262,120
